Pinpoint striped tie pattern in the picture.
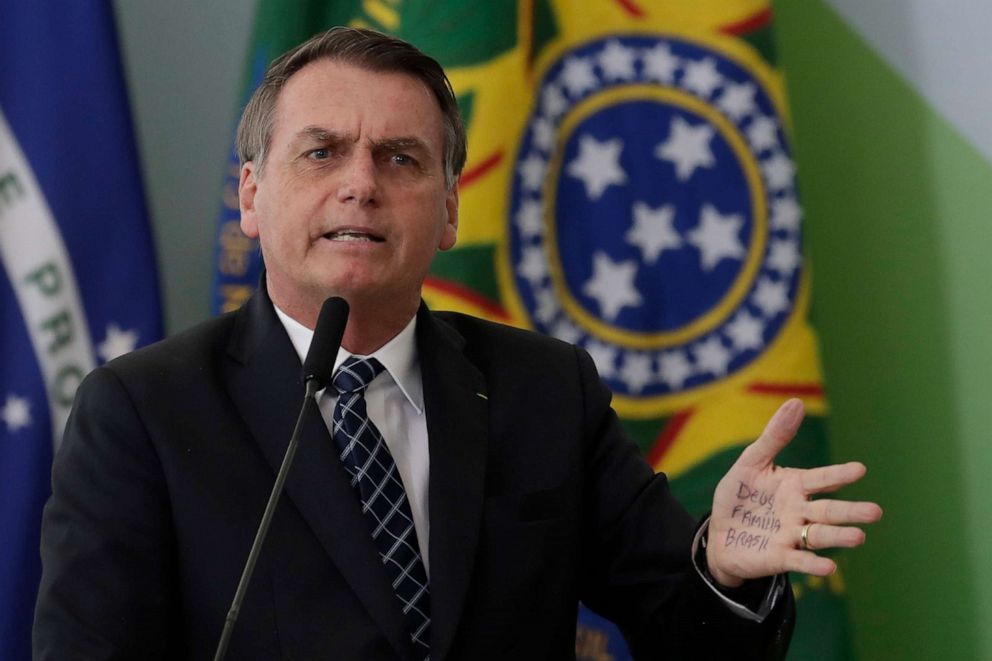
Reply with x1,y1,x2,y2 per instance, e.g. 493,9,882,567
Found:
331,356,430,660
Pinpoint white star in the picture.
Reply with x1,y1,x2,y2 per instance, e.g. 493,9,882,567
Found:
753,277,790,318
643,43,679,84
655,116,715,182
599,40,636,81
683,57,722,98
716,81,756,121
770,197,802,232
725,311,765,352
533,287,560,325
582,251,643,321
97,323,139,363
516,198,545,238
768,238,802,276
659,350,693,390
762,152,796,192
518,153,548,192
747,115,779,153
687,204,746,271
552,318,582,345
1,394,32,433
625,202,681,263
560,56,598,97
620,353,654,394
518,245,548,284
532,117,556,152
567,134,628,200
542,84,568,119
694,336,732,376
585,339,618,378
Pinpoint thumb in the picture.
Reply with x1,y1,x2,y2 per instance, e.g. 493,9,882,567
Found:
737,398,805,469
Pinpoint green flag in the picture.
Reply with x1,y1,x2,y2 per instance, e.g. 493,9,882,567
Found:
213,2,854,658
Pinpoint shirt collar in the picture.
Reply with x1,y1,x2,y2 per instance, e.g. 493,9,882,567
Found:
273,302,423,413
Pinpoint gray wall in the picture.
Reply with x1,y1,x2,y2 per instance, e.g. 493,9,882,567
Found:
113,0,255,334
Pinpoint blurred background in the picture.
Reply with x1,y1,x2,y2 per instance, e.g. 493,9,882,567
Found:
3,0,990,658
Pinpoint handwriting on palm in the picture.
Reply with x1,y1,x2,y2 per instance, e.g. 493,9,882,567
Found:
706,399,883,588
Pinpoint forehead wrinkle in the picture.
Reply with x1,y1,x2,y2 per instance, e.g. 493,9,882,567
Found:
289,127,430,153
293,126,353,144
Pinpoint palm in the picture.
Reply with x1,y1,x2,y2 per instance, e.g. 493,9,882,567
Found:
705,399,883,587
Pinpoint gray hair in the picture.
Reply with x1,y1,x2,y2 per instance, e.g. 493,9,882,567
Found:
235,26,466,189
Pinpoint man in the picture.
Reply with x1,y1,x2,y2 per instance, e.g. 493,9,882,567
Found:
34,27,881,660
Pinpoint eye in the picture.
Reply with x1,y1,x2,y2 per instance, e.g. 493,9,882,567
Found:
307,148,330,160
390,153,414,166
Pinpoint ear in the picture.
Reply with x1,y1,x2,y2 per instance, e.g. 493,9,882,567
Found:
438,183,459,251
239,161,260,238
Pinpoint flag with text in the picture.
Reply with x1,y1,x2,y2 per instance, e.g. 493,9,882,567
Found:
0,3,162,656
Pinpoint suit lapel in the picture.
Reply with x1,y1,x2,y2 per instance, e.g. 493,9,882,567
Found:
417,308,489,661
224,288,415,661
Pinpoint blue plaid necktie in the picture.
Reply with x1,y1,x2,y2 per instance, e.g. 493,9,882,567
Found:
330,356,431,660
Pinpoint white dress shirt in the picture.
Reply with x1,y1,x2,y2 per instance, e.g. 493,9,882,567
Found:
274,304,431,576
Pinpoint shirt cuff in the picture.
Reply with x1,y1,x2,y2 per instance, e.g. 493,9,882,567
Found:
691,516,786,623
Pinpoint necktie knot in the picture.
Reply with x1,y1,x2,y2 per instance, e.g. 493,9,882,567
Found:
332,356,385,395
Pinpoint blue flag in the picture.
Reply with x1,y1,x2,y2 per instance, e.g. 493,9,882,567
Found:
0,2,162,656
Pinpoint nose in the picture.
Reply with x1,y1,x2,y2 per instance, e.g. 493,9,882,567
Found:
336,149,378,206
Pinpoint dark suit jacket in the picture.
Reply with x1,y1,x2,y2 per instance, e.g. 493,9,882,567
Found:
34,286,793,660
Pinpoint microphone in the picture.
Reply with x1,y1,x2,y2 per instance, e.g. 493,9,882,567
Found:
302,296,349,390
214,297,349,661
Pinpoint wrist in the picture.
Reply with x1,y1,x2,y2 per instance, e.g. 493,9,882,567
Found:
704,545,745,588
695,517,747,588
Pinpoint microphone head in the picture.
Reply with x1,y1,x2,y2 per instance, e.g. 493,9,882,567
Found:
302,297,349,389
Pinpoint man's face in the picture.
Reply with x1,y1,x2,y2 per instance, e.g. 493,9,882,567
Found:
239,59,458,319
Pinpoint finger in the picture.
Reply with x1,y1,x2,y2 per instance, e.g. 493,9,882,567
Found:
800,462,867,494
803,499,883,525
738,399,805,469
784,550,837,576
801,523,867,550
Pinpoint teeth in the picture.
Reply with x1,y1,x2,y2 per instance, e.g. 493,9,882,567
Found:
326,231,377,242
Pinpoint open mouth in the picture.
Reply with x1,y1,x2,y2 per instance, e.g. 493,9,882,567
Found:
322,229,385,243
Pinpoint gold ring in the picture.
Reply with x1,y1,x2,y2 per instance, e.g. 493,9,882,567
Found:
801,523,816,551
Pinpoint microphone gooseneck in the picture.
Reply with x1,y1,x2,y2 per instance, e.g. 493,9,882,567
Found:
214,297,349,661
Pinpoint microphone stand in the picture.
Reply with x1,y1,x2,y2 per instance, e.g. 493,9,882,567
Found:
212,378,321,661
213,295,345,660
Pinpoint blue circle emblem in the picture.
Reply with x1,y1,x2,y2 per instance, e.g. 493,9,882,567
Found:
508,35,804,399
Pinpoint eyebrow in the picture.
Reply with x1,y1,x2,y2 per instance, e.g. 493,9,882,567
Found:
293,126,344,144
372,137,429,153
292,126,430,153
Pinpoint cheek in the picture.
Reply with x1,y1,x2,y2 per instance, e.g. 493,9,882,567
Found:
255,197,311,249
